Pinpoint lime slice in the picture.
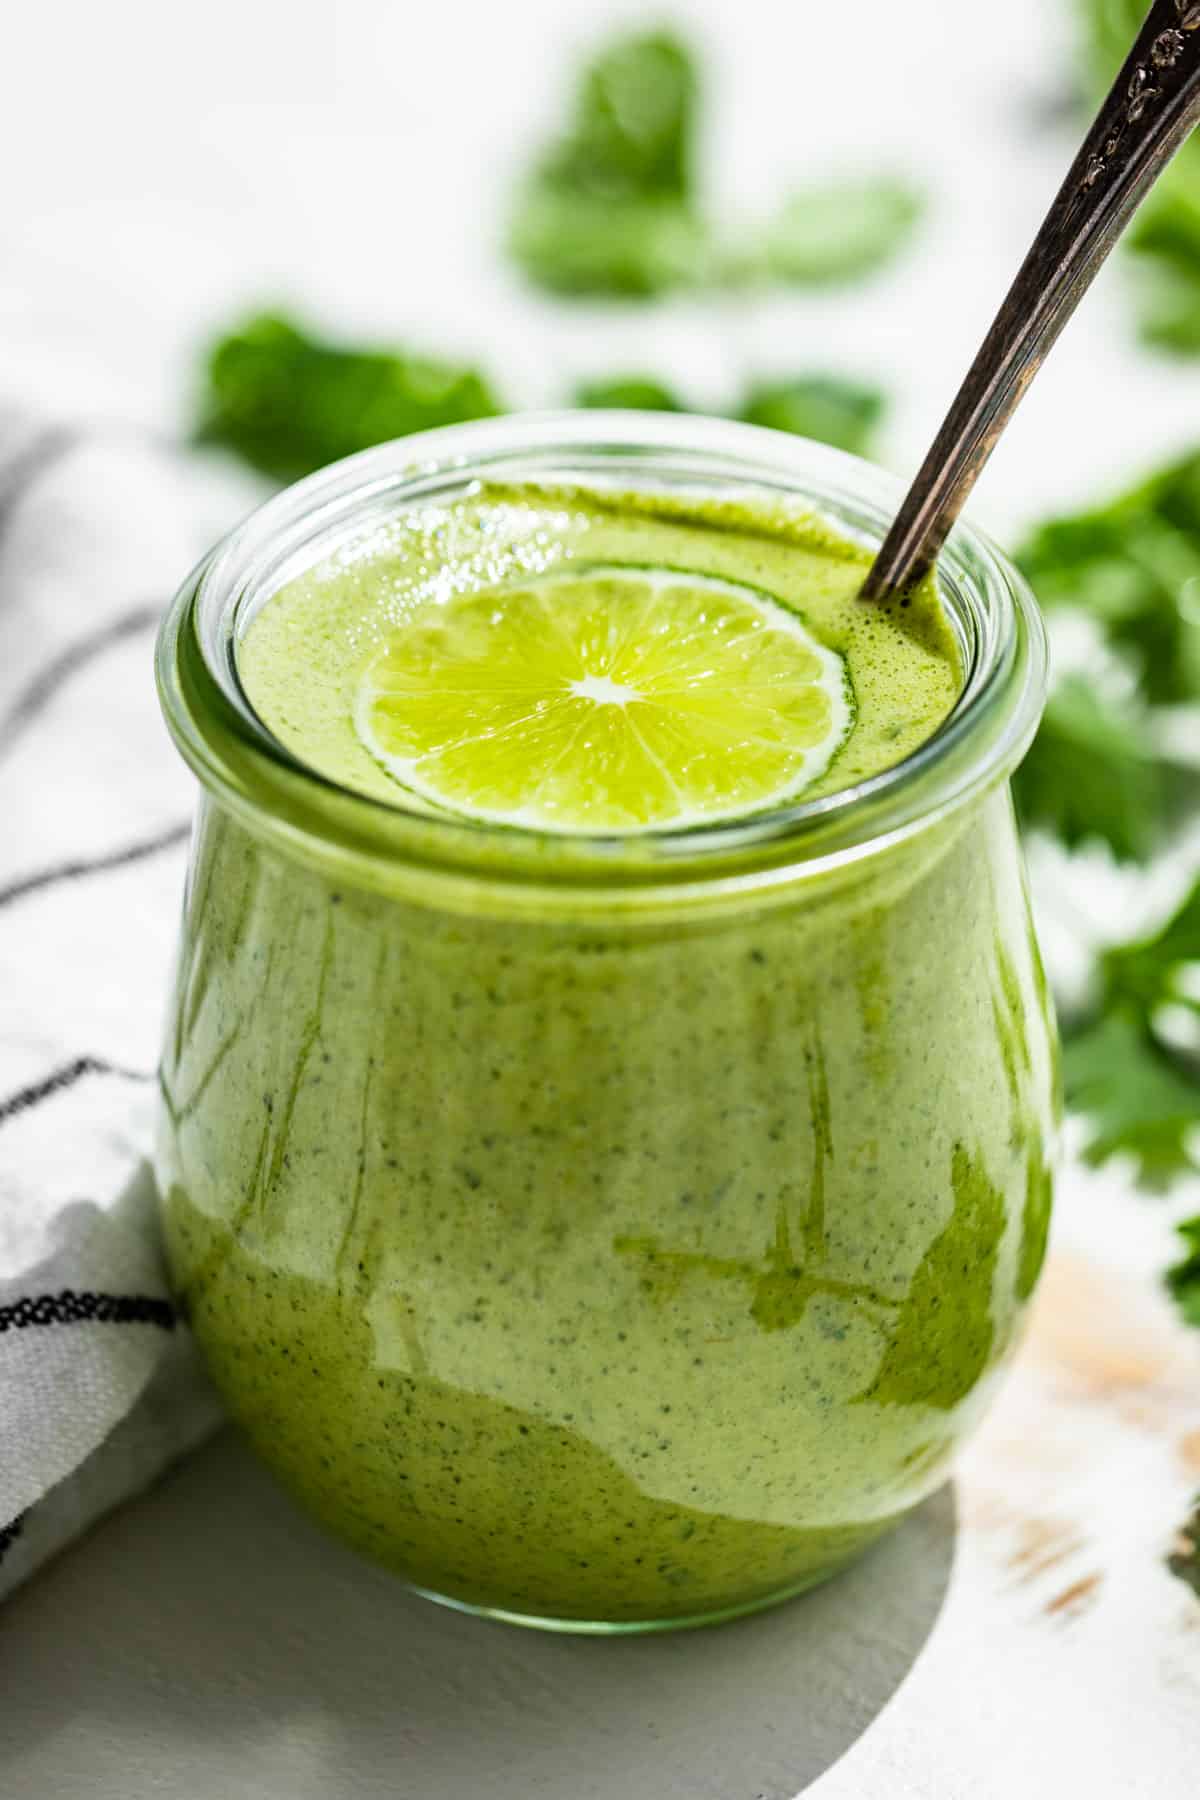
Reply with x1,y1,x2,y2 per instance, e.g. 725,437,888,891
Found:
354,565,853,834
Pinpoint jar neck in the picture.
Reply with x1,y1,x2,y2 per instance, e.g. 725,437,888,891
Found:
156,413,1047,910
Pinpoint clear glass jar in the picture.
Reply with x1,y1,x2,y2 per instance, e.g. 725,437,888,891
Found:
155,414,1057,1633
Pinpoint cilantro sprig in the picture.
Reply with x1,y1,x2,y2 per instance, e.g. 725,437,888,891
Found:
1018,452,1200,708
1012,674,1168,863
1103,879,1200,1020
573,371,889,458
1065,1009,1200,1189
761,178,925,287
507,32,711,298
507,30,923,299
195,312,892,480
572,376,687,413
1061,880,1200,1189
536,30,697,202
738,377,887,456
194,314,501,485
1014,448,1200,864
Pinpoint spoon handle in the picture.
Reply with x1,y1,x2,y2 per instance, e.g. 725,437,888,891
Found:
862,0,1200,602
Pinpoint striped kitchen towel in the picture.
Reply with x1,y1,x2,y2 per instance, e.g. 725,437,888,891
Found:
0,409,247,1600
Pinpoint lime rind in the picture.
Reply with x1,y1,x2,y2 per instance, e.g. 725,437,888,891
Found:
354,564,853,835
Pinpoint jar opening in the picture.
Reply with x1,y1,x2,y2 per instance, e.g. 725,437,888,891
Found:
157,413,1047,899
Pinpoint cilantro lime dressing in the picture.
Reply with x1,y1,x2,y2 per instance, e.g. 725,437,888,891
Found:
158,482,1055,1627
237,483,961,821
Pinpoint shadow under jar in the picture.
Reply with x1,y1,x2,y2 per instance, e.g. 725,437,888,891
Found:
155,414,1057,1633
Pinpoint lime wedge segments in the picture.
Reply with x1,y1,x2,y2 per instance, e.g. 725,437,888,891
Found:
354,565,853,834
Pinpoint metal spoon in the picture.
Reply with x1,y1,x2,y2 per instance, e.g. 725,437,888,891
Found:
862,0,1200,602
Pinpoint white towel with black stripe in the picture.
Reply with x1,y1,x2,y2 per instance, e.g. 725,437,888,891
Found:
0,409,246,1600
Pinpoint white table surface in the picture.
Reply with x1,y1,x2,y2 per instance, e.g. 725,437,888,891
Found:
3,0,1200,1794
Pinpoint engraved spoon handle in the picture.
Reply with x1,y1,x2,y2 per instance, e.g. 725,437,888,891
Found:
862,0,1200,602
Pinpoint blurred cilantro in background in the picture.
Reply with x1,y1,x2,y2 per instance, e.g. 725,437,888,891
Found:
572,376,687,412
1080,0,1200,351
536,31,696,201
195,314,501,485
1062,881,1200,1187
1013,449,1200,865
571,371,888,456
1018,451,1200,706
1012,674,1169,863
507,30,924,298
196,314,892,479
760,179,925,287
738,377,887,455
1013,454,1200,1219
507,32,712,297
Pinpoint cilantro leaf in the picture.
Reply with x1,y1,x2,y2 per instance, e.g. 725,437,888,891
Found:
1017,451,1200,707
1013,451,1200,913
193,304,893,478
1127,196,1200,355
761,178,924,287
1063,1009,1200,1190
572,376,688,413
536,30,696,201
1012,673,1167,862
739,376,886,456
571,371,888,455
194,314,501,484
1061,880,1200,1190
508,191,712,298
1102,878,1200,1021
506,31,922,300
507,32,710,297
1166,1216,1200,1328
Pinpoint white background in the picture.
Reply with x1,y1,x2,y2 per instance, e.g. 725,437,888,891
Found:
2,1,1200,1794
6,0,1200,532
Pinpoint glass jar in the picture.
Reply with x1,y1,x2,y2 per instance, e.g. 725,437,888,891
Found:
155,414,1057,1633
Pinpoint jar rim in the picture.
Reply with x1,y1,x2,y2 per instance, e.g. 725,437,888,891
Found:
156,412,1047,906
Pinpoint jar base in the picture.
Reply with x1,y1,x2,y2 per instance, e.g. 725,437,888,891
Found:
407,1560,852,1636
